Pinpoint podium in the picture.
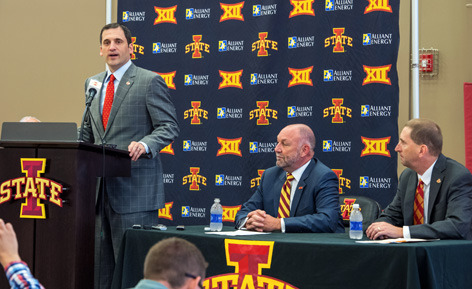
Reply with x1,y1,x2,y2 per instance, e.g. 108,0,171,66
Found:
0,140,130,289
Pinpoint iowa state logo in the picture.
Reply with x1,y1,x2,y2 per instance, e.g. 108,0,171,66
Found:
324,28,353,53
131,37,144,60
204,239,299,289
154,6,178,24
249,101,278,125
323,98,352,123
289,0,315,18
252,32,278,57
220,2,245,22
155,71,176,90
185,35,210,58
158,202,174,220
250,169,265,188
364,0,392,14
288,66,313,87
362,65,392,85
0,158,64,219
184,101,209,125
340,198,356,220
360,136,391,157
182,167,207,191
332,169,351,194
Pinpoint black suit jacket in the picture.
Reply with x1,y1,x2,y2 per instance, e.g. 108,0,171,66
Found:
377,154,472,239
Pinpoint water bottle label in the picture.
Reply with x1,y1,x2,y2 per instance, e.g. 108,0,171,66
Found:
211,213,222,223
350,221,362,231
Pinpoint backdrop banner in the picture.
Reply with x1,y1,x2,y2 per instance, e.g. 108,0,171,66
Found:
117,0,400,226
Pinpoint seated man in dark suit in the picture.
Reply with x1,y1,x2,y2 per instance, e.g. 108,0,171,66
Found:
235,124,344,233
367,118,472,240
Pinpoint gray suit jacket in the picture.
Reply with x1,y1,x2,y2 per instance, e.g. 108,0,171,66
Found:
377,154,472,239
82,63,179,214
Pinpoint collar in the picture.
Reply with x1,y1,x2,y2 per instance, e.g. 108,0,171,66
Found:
290,159,312,182
418,158,438,186
106,60,132,82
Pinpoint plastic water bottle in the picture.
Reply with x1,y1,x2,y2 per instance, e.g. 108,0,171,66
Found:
349,203,363,239
210,198,223,232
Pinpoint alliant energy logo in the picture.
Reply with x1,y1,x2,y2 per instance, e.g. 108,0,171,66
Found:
252,32,278,57
184,101,208,125
364,0,392,14
222,205,241,222
163,173,174,184
360,176,392,189
220,2,245,22
0,159,63,219
158,202,173,220
184,74,209,86
362,65,391,85
217,107,243,119
123,11,145,22
253,4,277,16
289,0,315,18
182,167,207,190
217,137,243,157
203,239,299,289
323,98,352,123
250,169,265,188
325,0,353,11
215,174,243,186
154,6,178,25
183,140,208,152
153,42,177,54
249,101,278,125
288,36,315,49
361,136,391,157
287,106,313,118
361,105,392,117
323,70,352,82
182,206,206,218
323,140,351,152
340,198,356,220
186,8,211,20
160,143,175,155
219,40,244,52
325,28,353,53
185,35,210,58
332,169,351,194
155,71,176,90
218,70,243,89
363,33,393,46
250,73,278,85
288,66,313,87
249,141,277,154
131,37,144,60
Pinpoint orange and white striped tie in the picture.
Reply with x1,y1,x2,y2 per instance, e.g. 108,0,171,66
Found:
413,179,424,225
277,173,295,218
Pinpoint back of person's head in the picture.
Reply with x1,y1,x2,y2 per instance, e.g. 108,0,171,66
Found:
143,237,208,288
404,118,442,157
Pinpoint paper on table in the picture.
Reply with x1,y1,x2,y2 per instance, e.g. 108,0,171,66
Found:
205,230,271,236
355,238,439,244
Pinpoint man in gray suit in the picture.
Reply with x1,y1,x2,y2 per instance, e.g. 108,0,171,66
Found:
81,23,179,289
367,119,472,240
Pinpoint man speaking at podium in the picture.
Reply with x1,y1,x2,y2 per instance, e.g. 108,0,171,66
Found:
80,23,179,289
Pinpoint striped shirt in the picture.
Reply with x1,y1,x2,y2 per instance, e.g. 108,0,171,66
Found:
5,261,44,289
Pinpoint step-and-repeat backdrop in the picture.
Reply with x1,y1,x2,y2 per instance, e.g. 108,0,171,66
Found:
118,0,400,226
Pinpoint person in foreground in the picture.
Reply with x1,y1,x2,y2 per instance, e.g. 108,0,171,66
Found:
367,118,472,240
234,123,344,233
0,219,44,289
131,237,208,289
81,23,179,288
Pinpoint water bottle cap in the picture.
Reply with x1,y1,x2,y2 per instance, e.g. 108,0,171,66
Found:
214,198,220,203
353,203,359,209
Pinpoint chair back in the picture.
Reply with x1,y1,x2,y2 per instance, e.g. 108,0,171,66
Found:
339,195,381,231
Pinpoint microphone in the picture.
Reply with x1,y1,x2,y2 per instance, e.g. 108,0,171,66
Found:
79,79,102,142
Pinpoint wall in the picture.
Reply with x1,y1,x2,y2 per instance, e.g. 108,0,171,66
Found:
0,0,469,173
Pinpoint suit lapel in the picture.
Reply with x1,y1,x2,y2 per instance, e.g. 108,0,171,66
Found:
428,154,446,221
290,159,314,216
273,172,286,215
104,64,136,136
404,173,418,224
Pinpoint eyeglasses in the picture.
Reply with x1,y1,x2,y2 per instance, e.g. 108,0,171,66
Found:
185,272,203,289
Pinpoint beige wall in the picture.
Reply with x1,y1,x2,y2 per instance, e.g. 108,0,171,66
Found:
0,1,469,172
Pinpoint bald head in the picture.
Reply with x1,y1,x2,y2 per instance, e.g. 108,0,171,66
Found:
275,124,315,173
